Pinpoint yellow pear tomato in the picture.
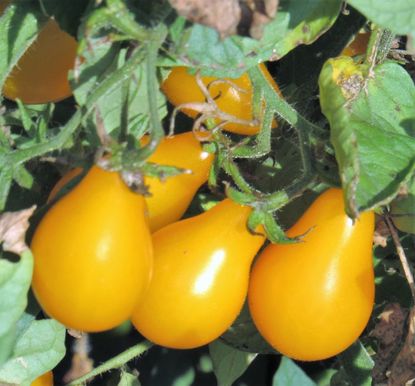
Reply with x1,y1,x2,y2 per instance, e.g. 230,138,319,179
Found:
31,166,153,332
132,199,265,349
249,188,375,361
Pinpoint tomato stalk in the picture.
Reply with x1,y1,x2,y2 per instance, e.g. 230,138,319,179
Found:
365,26,395,67
384,212,415,301
135,26,168,162
67,341,153,386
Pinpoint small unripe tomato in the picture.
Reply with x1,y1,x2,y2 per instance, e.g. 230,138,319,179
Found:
132,199,265,349
31,371,53,386
248,188,375,361
31,166,153,332
48,132,213,232
2,3,76,104
161,64,281,136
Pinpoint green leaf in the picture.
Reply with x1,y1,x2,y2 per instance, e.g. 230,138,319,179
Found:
71,36,119,106
73,41,166,139
0,252,33,338
390,173,415,234
0,168,13,211
348,0,415,41
166,0,342,77
209,340,257,386
331,341,374,386
0,319,66,386
314,369,338,386
272,356,316,386
0,1,46,90
0,325,16,367
172,367,195,386
319,57,415,217
118,369,141,386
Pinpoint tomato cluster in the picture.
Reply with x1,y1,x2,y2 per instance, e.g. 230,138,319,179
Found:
25,29,375,364
32,161,375,362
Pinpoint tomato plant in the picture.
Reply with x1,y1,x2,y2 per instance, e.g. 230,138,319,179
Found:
31,166,153,332
248,188,375,361
0,1,414,385
131,198,265,349
161,63,281,135
1,1,76,104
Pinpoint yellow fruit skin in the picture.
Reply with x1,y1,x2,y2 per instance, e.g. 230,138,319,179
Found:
3,17,76,104
31,371,53,386
132,199,265,349
145,132,213,232
249,188,375,361
31,166,153,332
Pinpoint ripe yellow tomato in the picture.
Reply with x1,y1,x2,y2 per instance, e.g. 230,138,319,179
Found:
341,32,369,57
2,8,76,104
248,188,375,361
131,199,265,349
31,166,153,332
144,132,213,231
48,132,213,232
161,64,281,135
31,371,53,386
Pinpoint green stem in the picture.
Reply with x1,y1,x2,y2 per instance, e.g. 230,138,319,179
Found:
105,0,150,41
365,27,394,66
224,158,254,194
67,341,153,386
248,66,325,141
247,66,317,210
137,25,168,161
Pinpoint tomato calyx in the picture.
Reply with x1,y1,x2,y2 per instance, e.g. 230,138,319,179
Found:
224,184,302,244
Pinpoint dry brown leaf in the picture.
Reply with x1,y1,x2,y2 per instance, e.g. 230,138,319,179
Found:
371,303,408,383
242,0,279,39
374,216,389,248
169,0,279,39
388,306,415,386
169,0,241,38
0,206,36,255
